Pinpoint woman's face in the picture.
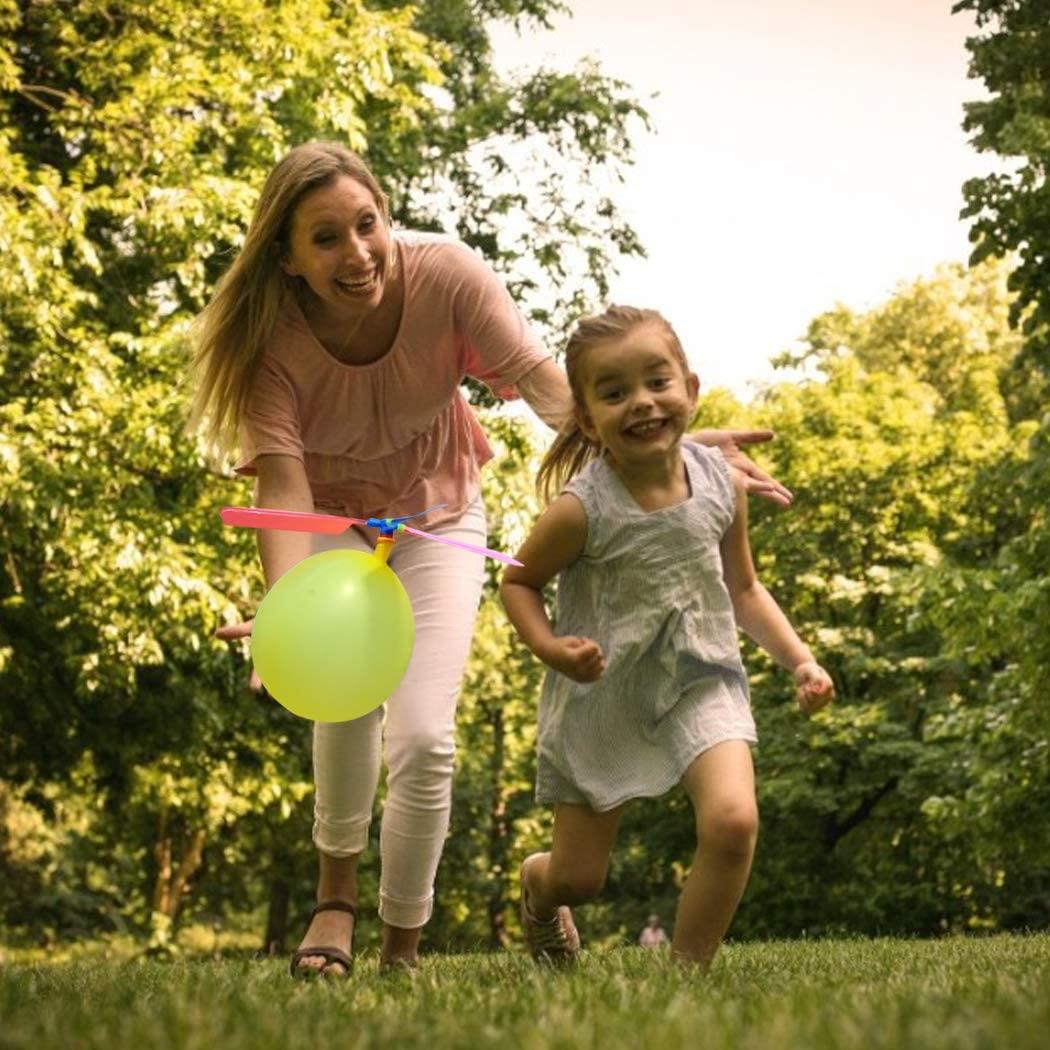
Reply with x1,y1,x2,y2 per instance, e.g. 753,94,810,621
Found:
281,174,393,317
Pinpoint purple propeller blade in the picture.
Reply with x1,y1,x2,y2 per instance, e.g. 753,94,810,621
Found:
401,525,523,566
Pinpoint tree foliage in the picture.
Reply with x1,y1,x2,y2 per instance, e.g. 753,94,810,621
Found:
945,0,1050,924
0,0,647,946
955,0,1050,387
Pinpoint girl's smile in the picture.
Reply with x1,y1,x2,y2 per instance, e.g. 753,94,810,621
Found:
623,417,671,440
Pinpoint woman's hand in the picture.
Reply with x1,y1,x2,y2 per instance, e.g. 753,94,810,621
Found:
793,660,835,715
689,428,793,507
215,618,263,691
544,635,606,683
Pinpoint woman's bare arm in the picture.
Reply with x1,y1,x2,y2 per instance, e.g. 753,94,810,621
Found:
252,454,316,588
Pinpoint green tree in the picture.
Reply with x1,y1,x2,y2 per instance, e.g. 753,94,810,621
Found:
955,0,1050,398
0,0,647,946
432,413,545,949
942,0,1050,923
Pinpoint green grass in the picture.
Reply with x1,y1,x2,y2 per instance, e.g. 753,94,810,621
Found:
2,935,1049,1049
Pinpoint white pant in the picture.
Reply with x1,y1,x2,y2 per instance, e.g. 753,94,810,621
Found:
311,499,487,928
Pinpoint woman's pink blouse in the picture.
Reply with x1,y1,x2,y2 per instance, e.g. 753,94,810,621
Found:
236,232,553,527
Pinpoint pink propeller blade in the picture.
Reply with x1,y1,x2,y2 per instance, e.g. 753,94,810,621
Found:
401,525,523,566
221,506,365,535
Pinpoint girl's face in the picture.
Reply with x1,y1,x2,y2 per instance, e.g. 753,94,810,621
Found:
575,323,699,468
281,174,393,317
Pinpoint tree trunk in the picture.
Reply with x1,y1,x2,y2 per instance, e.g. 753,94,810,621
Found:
824,777,900,849
486,703,510,950
151,809,206,928
153,809,173,917
263,868,291,955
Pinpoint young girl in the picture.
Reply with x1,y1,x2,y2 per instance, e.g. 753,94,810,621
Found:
500,305,834,969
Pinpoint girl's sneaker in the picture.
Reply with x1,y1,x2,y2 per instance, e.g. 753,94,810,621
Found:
519,855,581,964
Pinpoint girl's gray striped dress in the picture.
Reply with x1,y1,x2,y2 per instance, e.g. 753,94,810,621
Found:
536,441,758,812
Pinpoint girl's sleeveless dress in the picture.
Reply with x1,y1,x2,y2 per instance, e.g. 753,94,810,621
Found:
536,442,758,811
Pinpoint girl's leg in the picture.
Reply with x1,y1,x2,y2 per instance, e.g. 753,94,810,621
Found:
520,802,624,961
523,802,626,918
376,499,487,965
673,739,758,969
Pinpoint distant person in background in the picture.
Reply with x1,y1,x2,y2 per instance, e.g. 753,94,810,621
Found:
638,914,670,948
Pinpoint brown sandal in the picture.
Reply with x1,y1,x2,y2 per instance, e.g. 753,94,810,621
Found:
289,899,358,980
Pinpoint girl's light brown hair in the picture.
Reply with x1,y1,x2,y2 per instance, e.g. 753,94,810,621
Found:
536,305,689,504
187,141,392,456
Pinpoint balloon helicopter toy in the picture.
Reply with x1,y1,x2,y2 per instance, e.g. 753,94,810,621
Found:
220,504,522,723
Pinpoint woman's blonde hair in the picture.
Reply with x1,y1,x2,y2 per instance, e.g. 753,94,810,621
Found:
536,305,689,504
187,141,392,455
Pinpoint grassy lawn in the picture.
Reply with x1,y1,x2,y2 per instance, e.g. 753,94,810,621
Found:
2,934,1049,1049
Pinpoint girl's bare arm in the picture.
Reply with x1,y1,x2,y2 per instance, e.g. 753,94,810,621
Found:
720,472,832,711
500,494,604,682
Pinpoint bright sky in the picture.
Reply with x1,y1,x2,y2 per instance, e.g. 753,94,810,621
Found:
489,0,991,399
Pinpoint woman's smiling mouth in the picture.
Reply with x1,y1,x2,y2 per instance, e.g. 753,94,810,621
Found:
335,271,378,294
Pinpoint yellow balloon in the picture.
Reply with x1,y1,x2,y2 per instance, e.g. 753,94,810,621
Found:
252,549,414,721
